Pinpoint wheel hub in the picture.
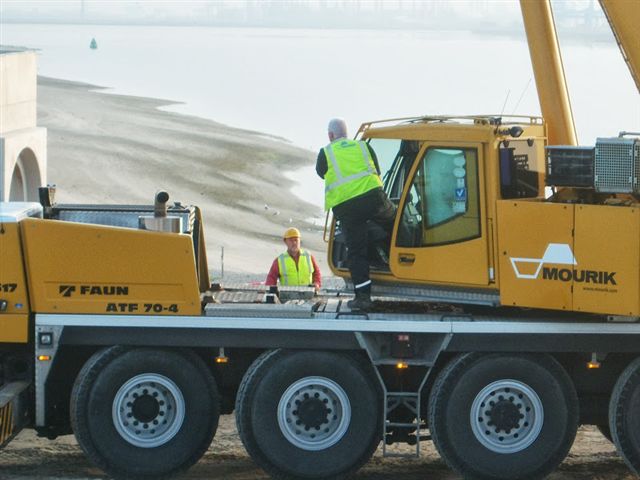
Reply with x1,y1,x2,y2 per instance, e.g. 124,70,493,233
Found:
131,394,160,423
277,376,351,451
112,373,185,448
470,379,544,454
297,397,329,429
488,399,521,432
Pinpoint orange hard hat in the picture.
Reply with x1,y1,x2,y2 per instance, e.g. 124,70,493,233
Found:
283,227,301,239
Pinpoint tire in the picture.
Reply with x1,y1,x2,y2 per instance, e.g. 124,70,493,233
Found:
597,424,613,443
70,346,220,479
429,353,579,480
609,356,640,475
236,349,380,479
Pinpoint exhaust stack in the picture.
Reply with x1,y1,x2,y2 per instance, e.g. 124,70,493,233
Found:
139,191,182,233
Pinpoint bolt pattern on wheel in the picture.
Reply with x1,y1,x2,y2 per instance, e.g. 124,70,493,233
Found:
470,379,544,454
112,373,185,448
277,376,351,451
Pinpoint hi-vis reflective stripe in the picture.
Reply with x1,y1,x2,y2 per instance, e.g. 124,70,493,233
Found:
355,280,372,289
303,251,312,273
325,141,376,193
0,402,13,445
278,254,288,285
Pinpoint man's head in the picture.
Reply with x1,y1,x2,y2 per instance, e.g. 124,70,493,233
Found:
283,227,301,255
327,118,348,142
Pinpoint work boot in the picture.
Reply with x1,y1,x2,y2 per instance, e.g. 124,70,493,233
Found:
347,290,373,311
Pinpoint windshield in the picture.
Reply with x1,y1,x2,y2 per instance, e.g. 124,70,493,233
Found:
367,138,420,201
367,138,400,180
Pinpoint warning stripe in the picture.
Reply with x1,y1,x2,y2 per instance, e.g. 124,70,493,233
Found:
0,403,13,445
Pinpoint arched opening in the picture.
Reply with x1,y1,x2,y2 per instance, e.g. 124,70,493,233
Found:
9,148,41,202
9,162,25,201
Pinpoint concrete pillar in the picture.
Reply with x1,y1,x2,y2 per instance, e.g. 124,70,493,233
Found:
0,47,47,202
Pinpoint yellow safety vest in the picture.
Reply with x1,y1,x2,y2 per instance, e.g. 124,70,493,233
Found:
323,139,383,211
278,249,314,286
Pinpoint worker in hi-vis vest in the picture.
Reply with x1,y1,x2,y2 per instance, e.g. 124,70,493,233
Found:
266,228,322,290
316,118,396,311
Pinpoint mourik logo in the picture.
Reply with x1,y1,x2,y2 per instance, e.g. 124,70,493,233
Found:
510,243,617,285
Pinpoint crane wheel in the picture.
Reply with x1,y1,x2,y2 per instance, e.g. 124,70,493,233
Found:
70,346,220,479
236,349,380,479
609,356,640,475
429,352,578,480
597,424,613,443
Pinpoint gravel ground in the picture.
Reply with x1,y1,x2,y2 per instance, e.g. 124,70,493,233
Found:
0,417,635,480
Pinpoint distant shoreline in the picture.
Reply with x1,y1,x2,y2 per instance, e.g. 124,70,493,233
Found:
1,21,614,43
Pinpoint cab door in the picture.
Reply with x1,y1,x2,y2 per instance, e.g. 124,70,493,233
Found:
389,142,490,286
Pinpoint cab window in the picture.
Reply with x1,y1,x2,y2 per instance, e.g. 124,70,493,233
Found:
367,138,420,202
366,138,399,180
397,147,480,247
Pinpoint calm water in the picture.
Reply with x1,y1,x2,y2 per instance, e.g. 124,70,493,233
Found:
2,23,638,207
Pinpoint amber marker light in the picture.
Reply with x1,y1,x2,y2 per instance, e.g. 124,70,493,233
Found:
38,355,51,361
587,353,601,369
215,347,229,364
396,362,409,370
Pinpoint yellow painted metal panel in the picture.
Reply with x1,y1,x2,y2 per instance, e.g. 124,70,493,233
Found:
497,200,573,310
573,205,639,316
0,315,28,343
21,218,201,316
520,0,577,145
0,223,30,343
361,120,546,146
599,0,640,92
391,237,490,286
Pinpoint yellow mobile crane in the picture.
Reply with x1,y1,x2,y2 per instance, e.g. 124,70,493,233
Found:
1,1,640,480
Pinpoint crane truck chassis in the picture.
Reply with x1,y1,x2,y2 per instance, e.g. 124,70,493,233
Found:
3,125,640,480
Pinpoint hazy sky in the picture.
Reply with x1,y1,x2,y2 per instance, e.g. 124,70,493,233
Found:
0,0,605,32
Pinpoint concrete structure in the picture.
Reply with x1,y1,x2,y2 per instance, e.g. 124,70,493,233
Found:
0,46,47,202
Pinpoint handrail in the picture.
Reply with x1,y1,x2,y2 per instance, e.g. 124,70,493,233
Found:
322,210,332,243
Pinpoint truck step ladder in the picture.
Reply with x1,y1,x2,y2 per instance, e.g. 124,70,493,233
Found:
355,332,452,458
383,387,429,457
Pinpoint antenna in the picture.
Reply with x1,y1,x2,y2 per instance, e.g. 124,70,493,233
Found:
499,89,511,117
511,78,532,115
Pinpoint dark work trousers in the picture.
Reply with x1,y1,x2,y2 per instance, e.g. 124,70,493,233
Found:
333,188,396,294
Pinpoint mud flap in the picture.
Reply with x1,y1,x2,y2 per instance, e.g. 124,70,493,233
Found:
0,381,31,449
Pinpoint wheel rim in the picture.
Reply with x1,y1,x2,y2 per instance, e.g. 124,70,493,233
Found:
470,379,544,454
112,373,185,448
277,376,351,451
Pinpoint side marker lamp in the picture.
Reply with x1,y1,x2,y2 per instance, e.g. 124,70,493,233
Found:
215,347,228,364
38,355,51,362
587,352,601,369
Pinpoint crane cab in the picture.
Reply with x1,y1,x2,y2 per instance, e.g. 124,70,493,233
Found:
327,116,640,317
327,115,547,296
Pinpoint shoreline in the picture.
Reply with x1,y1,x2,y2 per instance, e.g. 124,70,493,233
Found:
37,75,328,278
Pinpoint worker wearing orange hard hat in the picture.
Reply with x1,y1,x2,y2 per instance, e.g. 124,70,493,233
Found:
265,227,321,290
